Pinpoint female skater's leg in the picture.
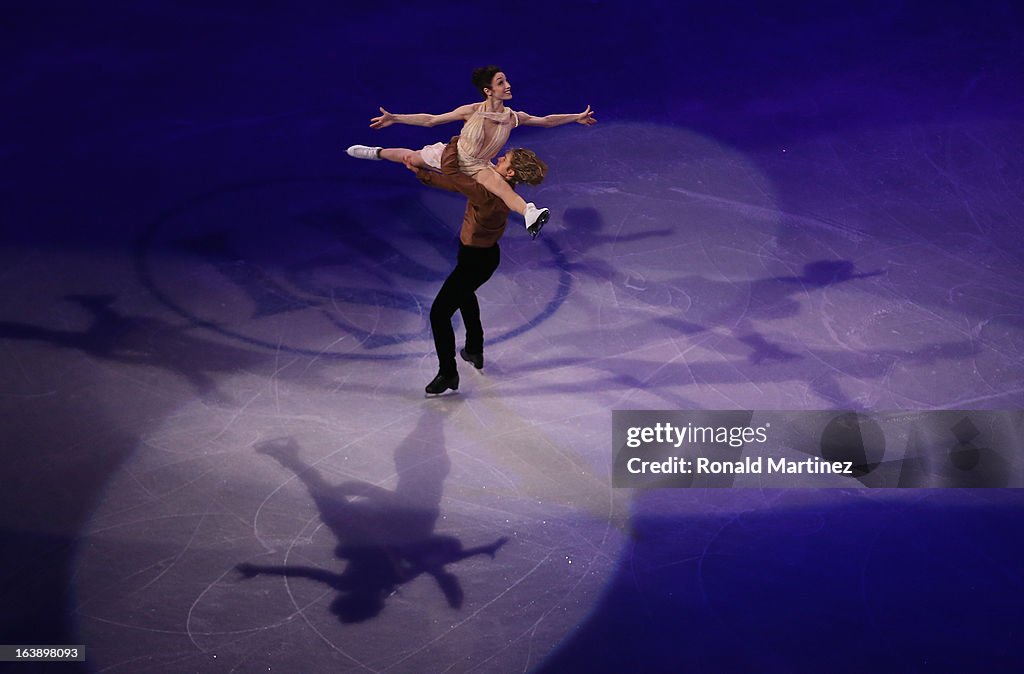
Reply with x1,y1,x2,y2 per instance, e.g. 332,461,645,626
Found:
475,167,526,214
379,148,427,166
346,145,429,167
348,141,443,171
475,168,549,235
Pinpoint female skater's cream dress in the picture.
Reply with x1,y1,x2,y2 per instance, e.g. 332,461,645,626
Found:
419,103,520,178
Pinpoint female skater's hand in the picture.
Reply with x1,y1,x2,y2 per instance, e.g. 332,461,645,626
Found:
576,105,597,126
370,107,396,129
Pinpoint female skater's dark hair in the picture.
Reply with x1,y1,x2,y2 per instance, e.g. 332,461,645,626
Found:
508,148,547,186
472,65,503,97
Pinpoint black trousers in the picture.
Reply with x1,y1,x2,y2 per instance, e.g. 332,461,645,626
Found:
430,243,500,376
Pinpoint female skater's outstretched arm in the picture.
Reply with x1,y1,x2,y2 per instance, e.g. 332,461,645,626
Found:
369,104,477,129
369,103,596,131
515,105,597,128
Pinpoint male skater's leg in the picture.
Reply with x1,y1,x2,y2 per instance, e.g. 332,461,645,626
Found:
458,244,499,369
459,292,482,355
426,244,498,394
428,270,465,389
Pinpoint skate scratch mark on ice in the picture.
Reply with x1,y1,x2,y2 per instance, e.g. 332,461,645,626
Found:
383,552,556,672
124,466,159,500
79,519,224,613
879,286,1024,367
668,186,868,242
441,496,523,527
871,186,1006,272
152,464,226,501
305,324,350,371
93,650,196,673
450,448,519,491
180,567,337,649
137,513,208,595
270,337,285,414
328,290,383,349
703,378,745,409
78,612,196,636
469,548,608,673
212,390,264,442
924,136,988,238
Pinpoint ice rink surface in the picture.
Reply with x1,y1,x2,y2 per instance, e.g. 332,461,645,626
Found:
2,1,1023,671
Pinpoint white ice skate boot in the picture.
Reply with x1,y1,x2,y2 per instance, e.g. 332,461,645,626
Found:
346,145,382,160
524,203,549,239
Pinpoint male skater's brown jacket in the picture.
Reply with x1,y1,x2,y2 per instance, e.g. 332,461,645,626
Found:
414,136,510,248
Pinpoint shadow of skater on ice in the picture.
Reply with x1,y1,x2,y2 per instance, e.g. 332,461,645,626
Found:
236,410,508,623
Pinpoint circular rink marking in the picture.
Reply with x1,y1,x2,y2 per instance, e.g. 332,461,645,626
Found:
136,177,572,361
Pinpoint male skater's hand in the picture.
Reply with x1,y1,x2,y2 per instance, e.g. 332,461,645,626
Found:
402,155,418,173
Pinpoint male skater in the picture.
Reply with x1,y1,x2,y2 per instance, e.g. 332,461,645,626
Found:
405,135,548,395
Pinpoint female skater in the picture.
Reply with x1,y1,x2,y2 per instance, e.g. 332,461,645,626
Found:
346,65,595,236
